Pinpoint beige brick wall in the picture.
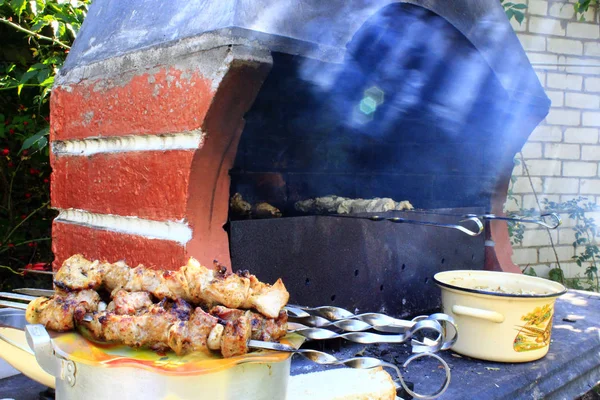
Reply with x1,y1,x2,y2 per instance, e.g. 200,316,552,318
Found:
507,0,600,282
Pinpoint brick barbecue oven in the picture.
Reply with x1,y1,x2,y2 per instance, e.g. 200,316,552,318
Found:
49,0,550,315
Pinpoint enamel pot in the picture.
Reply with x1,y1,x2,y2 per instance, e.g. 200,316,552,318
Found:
433,270,566,362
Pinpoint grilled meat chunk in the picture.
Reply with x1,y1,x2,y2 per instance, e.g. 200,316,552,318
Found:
53,255,102,291
106,290,153,315
25,290,100,332
168,307,219,355
80,299,192,352
220,312,252,358
210,306,288,342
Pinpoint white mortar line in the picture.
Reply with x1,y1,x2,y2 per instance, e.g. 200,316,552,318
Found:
52,130,204,156
55,209,192,244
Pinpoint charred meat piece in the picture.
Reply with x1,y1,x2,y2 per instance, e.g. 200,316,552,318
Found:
25,290,100,332
54,255,289,319
79,299,192,352
53,255,102,292
106,290,153,315
210,306,288,342
220,312,252,358
230,193,252,218
168,307,218,355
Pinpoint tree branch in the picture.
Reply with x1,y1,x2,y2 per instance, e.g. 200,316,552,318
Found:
0,18,71,49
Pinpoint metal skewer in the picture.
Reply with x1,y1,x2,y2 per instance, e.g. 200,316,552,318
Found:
0,292,37,302
323,214,484,236
13,288,55,296
286,305,458,351
0,300,28,310
18,269,55,275
251,340,450,400
469,212,561,229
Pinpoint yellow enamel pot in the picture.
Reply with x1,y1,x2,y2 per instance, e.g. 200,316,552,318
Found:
433,270,566,363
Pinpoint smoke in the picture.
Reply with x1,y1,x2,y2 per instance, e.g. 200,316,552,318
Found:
232,2,547,212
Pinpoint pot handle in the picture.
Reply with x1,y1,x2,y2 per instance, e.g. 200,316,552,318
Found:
451,305,505,323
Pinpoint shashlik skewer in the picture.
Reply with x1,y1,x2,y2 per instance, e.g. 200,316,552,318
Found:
22,290,288,358
54,255,289,319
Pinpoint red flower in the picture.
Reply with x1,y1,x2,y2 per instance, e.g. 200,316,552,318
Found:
23,121,28,126
7,161,14,168
21,214,27,219
24,262,47,271
3,120,8,125
44,117,49,122
22,150,28,156
7,243,14,248
28,242,36,247
25,193,32,198
29,168,38,175
2,148,8,156
9,129,14,135
43,178,49,184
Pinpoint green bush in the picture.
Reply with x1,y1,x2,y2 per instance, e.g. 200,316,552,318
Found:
0,0,90,290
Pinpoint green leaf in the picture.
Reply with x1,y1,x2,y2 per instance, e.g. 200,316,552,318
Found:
505,8,515,21
20,127,49,153
10,0,27,16
19,69,39,85
515,11,525,24
512,3,528,9
39,75,54,87
57,21,66,37
30,18,50,32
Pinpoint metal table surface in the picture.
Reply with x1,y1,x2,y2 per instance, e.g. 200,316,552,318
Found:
1,290,599,400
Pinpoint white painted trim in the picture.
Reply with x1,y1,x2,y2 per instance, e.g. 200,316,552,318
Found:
52,130,204,156
55,209,192,244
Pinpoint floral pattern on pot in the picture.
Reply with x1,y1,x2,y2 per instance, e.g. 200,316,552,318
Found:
513,303,554,352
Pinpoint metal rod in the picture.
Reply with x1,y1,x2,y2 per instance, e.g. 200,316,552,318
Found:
471,212,562,229
0,300,28,310
13,288,55,297
319,214,484,236
0,292,36,302
18,269,55,275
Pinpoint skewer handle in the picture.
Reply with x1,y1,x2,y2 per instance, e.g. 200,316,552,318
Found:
292,349,450,400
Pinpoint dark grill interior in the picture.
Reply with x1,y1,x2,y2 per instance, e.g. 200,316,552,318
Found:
231,4,511,213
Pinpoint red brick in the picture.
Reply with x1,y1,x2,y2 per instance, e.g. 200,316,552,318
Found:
485,167,522,273
51,151,194,220
50,67,213,141
52,221,185,271
185,60,271,267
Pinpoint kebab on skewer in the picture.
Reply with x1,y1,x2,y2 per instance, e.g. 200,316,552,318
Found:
54,255,289,319
26,289,288,358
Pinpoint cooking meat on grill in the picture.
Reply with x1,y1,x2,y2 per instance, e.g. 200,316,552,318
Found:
53,255,289,319
25,290,101,332
76,301,287,357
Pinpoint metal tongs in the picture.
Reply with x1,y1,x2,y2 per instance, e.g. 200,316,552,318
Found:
327,214,484,236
